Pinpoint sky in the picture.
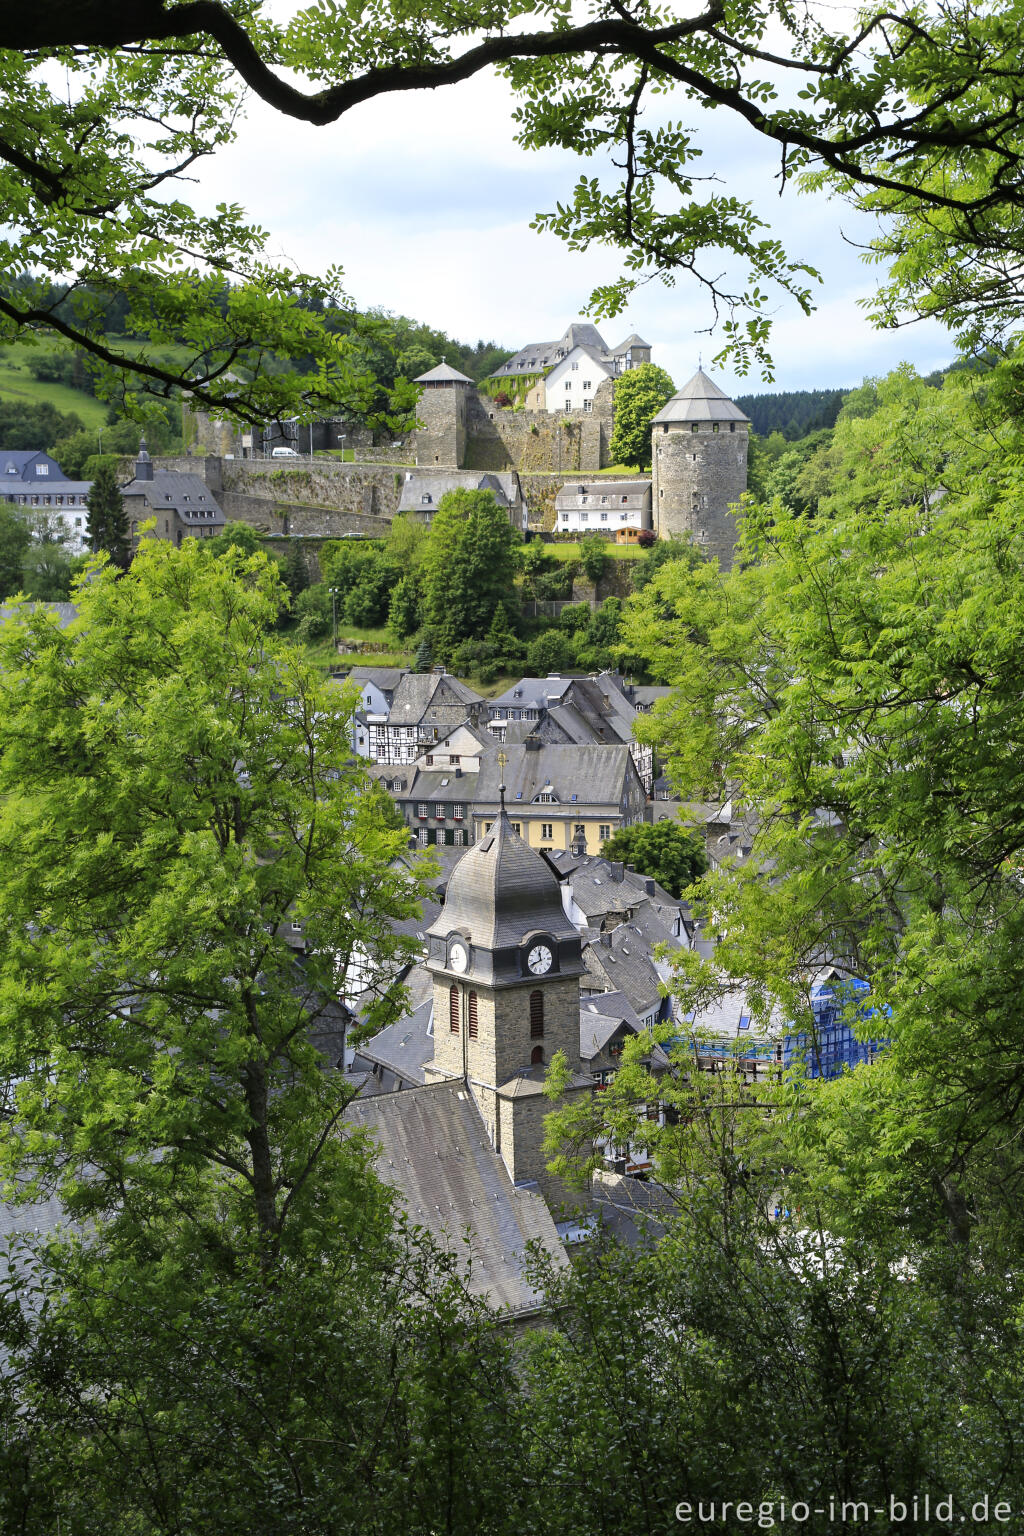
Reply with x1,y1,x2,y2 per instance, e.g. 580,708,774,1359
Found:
191,61,954,398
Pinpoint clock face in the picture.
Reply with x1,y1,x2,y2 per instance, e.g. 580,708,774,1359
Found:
527,943,553,976
449,942,469,974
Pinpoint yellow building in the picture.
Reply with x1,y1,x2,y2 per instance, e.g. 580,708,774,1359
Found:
471,742,645,857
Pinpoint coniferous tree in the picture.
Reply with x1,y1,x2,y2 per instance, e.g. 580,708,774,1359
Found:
85,461,131,569
281,540,310,601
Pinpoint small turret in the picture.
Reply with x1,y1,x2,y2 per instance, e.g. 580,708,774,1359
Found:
134,436,154,483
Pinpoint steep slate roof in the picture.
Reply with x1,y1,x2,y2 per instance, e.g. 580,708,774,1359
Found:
386,672,482,728
428,806,578,951
397,470,521,516
414,362,474,384
488,321,637,379
0,450,64,482
344,1080,567,1313
584,924,665,1016
357,997,435,1086
122,468,226,524
476,742,636,813
612,333,652,351
346,666,407,692
652,368,751,425
489,676,574,711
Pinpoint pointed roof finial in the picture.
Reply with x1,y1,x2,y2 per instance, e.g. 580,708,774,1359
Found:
497,749,508,811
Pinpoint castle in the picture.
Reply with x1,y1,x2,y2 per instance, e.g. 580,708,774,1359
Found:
182,320,750,566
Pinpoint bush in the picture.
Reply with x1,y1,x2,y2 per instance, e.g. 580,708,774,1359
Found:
637,528,656,548
579,533,609,583
558,602,591,634
293,584,332,638
526,629,575,675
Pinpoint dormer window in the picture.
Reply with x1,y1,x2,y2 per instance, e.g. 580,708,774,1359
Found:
35,464,48,475
421,494,432,504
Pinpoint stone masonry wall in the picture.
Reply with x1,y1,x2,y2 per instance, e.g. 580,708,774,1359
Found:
462,379,614,474
652,422,748,569
517,470,650,531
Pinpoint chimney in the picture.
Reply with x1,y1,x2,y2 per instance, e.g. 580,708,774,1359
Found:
524,736,541,752
599,931,612,948
644,878,655,895
608,861,625,883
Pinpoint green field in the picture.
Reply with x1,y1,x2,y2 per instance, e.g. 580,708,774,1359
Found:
547,540,646,560
0,338,194,437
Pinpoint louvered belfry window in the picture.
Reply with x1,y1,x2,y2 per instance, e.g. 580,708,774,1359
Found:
449,985,460,1034
530,990,544,1038
468,992,479,1040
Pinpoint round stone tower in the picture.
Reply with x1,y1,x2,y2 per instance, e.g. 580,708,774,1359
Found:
651,368,750,568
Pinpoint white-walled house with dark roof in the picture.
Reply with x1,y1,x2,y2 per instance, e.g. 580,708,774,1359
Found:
0,450,92,553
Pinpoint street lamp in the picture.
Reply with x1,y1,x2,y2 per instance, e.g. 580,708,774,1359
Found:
330,587,339,649
340,434,346,462
97,427,104,456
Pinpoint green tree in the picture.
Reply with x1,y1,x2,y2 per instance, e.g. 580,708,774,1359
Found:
207,520,265,558
0,538,433,1253
414,636,433,672
85,460,131,568
609,363,675,468
622,355,1024,1247
600,819,707,897
20,539,74,600
0,504,31,600
280,540,310,601
526,628,574,676
388,573,422,640
10,4,1023,387
578,532,610,584
420,490,520,653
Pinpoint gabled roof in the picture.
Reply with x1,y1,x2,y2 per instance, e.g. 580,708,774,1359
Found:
0,450,63,482
386,672,482,727
612,333,652,351
121,469,226,522
344,1080,567,1313
357,998,435,1086
475,742,637,812
397,470,520,515
652,368,750,425
345,666,407,691
584,924,665,1015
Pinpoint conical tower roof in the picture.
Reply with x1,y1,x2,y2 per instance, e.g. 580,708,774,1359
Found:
414,362,473,385
427,806,576,951
652,367,750,425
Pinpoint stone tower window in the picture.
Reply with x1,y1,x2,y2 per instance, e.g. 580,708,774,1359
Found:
449,985,460,1034
531,1045,545,1066
468,991,479,1040
691,423,699,434
530,990,545,1038
713,423,720,432
730,422,736,432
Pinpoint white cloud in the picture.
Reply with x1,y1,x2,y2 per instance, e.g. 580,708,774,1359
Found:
189,63,955,392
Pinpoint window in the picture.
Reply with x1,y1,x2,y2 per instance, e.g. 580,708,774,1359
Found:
418,828,428,846
417,803,428,819
530,991,544,1038
511,822,521,835
453,803,464,820
730,422,736,433
691,423,699,434
580,511,588,521
434,803,446,820
453,828,465,846
574,823,586,839
600,513,608,522
599,824,611,840
468,991,479,1040
583,378,591,389
621,495,628,504
583,400,593,413
713,423,720,433
571,361,579,370
536,792,555,803
541,823,553,840
449,986,460,1034
424,755,433,765
531,1045,544,1066
565,380,572,390
35,464,49,476
421,494,432,504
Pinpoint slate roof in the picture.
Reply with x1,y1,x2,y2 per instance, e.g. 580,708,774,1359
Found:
344,1080,567,1313
346,666,407,692
564,856,676,922
611,333,652,352
555,480,651,507
387,672,482,728
488,676,574,712
475,742,636,814
488,322,626,378
0,450,65,482
0,601,79,630
652,368,750,425
414,362,474,384
427,806,578,951
397,470,521,516
584,924,665,1016
122,468,226,524
358,997,435,1086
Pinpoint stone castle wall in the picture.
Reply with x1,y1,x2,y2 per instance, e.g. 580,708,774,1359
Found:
463,379,614,474
414,383,468,467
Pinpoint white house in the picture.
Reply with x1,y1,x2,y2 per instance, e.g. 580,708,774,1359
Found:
555,479,652,535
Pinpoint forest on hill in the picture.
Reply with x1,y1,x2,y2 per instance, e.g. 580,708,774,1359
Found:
734,387,850,438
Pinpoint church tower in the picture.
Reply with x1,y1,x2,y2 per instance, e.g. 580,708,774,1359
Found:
423,778,590,1196
651,367,750,568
